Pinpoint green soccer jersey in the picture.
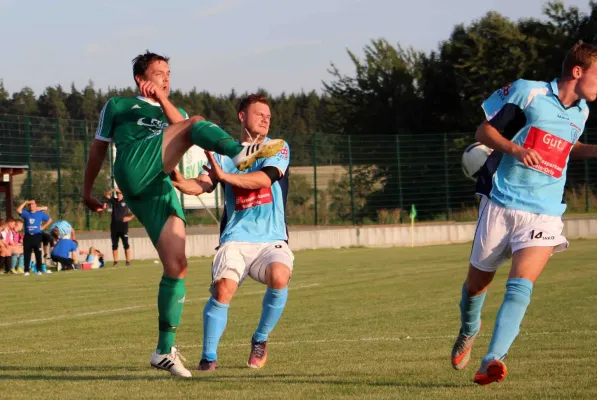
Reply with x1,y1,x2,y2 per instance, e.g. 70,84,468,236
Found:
95,96,188,148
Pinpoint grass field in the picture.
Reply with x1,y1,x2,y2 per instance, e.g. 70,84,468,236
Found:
1,241,596,399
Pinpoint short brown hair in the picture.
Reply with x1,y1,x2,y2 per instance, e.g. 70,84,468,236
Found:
238,94,269,115
51,228,60,241
562,41,597,77
132,50,169,82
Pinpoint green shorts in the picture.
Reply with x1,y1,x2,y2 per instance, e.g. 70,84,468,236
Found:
113,135,186,245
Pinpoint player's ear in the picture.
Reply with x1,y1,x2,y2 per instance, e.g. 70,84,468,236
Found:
134,75,143,86
572,65,583,79
238,111,245,124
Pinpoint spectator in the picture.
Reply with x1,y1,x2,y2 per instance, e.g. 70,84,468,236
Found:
49,220,75,240
44,220,76,271
104,188,135,266
10,219,25,274
2,218,20,274
34,205,55,260
50,228,78,271
0,219,11,274
17,200,52,276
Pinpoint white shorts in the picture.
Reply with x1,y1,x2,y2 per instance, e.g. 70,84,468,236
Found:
210,241,294,290
469,196,568,272
86,254,100,269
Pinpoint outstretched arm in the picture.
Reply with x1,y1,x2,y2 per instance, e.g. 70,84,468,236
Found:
83,139,110,212
170,169,216,196
217,170,273,190
201,150,279,190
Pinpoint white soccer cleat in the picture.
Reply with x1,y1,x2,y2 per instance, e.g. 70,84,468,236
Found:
150,347,192,378
232,139,285,171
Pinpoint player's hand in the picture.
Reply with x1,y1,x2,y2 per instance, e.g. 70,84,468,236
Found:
203,151,225,182
513,147,542,167
83,195,107,213
170,169,202,196
170,168,186,184
139,81,167,103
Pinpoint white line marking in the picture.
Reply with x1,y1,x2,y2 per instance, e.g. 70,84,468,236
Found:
0,330,595,356
0,284,320,327
0,306,147,327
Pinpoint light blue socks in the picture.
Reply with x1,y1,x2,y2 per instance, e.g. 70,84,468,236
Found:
253,287,288,343
482,278,533,364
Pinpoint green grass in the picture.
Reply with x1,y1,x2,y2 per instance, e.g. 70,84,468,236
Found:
1,241,597,399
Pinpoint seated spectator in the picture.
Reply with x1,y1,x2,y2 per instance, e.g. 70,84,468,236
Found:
0,219,11,274
7,218,25,274
10,220,25,274
49,228,78,271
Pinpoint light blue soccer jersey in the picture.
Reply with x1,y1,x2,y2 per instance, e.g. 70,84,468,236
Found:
204,138,290,244
49,220,73,238
481,79,589,216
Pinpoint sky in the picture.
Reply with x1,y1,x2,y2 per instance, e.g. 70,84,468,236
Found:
0,0,591,96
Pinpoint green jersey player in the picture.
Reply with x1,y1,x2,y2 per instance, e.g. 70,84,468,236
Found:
82,51,284,378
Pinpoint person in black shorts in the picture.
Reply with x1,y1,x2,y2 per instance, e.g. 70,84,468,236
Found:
104,188,135,266
16,200,52,275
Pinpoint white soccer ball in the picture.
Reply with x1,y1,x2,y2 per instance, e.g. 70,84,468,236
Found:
462,142,493,181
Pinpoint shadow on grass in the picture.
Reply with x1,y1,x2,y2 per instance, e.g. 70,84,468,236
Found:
0,368,464,388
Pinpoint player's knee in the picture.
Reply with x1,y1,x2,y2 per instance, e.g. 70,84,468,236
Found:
465,264,495,295
213,279,237,303
173,253,188,272
162,253,188,278
188,115,205,125
266,263,291,289
465,276,491,296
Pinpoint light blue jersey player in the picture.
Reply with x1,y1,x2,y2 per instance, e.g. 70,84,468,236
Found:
214,139,289,245
170,95,294,371
49,220,73,239
451,42,597,386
